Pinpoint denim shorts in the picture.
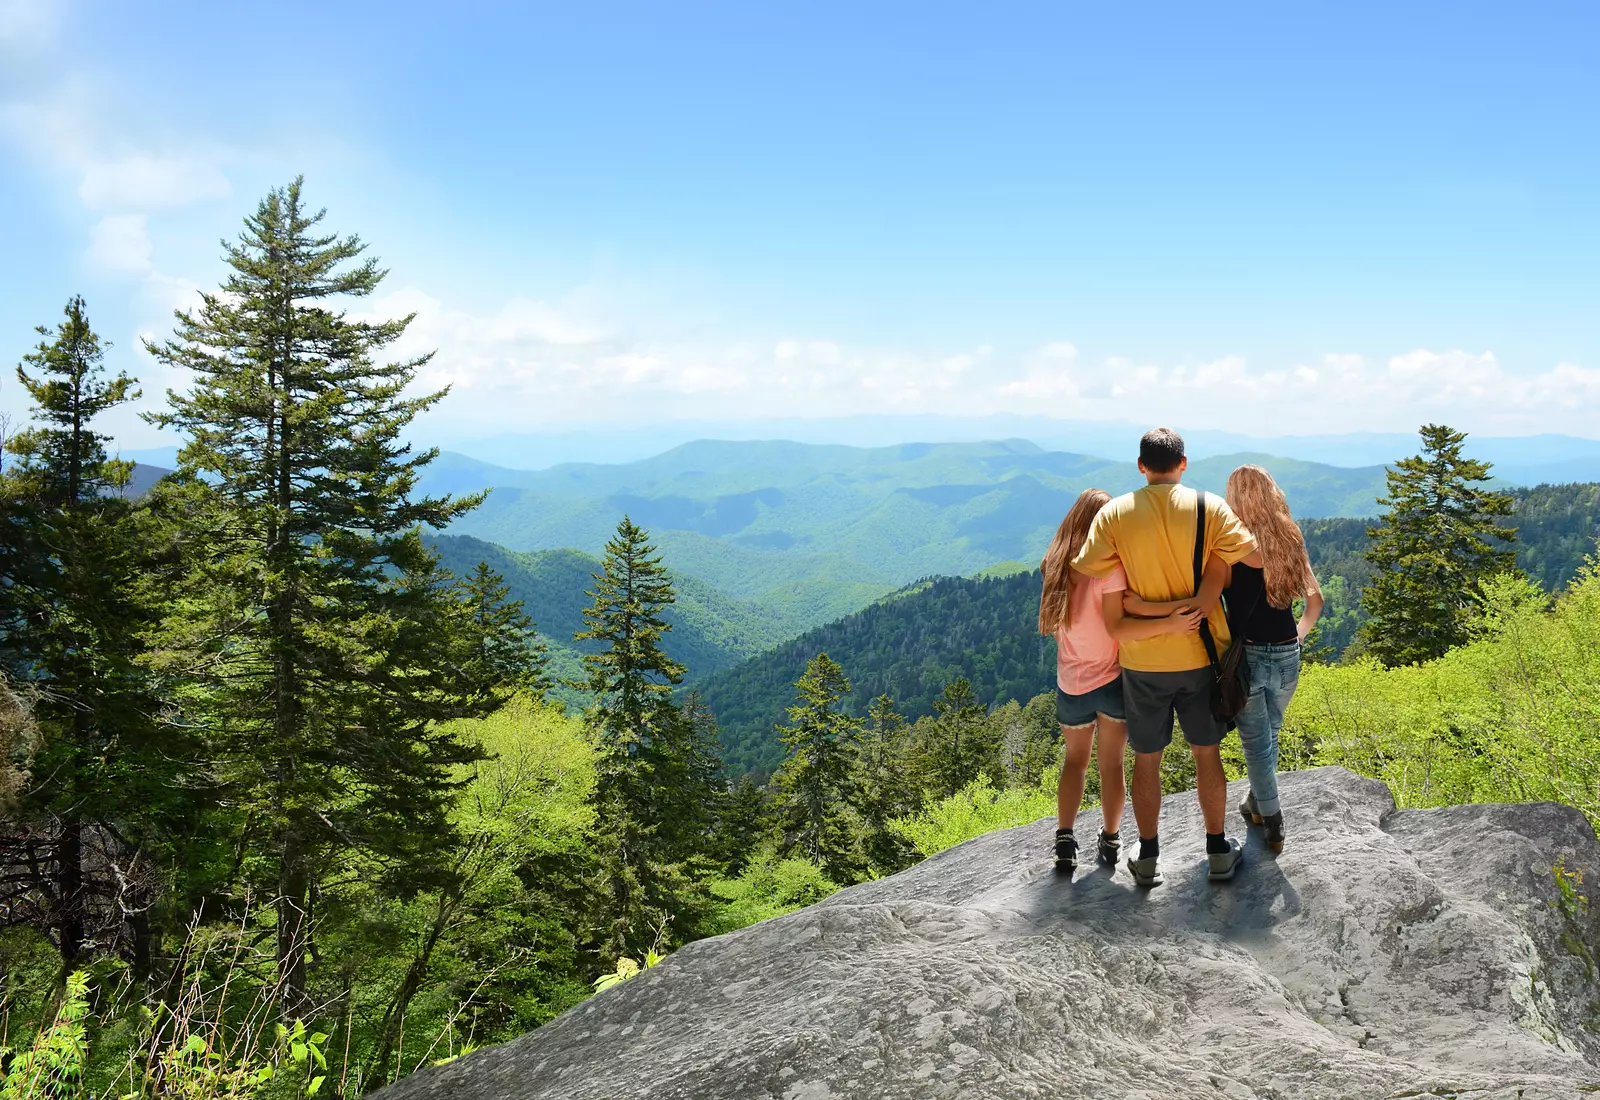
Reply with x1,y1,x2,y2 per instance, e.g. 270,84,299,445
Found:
1056,675,1126,727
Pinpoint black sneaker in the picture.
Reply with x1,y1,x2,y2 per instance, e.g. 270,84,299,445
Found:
1053,828,1078,873
1262,811,1285,853
1097,830,1121,867
1239,791,1264,825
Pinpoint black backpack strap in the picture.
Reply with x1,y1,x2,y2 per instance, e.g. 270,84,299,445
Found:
1194,490,1223,672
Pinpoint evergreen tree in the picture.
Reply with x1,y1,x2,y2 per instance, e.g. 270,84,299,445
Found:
658,693,728,865
774,653,861,881
852,694,917,875
573,516,694,956
6,297,135,504
455,560,551,703
714,776,770,876
1360,424,1519,665
926,676,1001,799
1011,692,1063,789
143,179,488,1007
0,297,182,969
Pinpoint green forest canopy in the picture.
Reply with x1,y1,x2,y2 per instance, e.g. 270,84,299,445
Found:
698,483,1600,776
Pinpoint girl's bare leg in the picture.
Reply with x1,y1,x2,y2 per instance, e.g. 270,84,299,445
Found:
1057,721,1097,830
1095,715,1129,834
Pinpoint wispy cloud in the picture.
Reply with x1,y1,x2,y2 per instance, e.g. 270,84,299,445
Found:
352,284,1600,438
0,0,54,46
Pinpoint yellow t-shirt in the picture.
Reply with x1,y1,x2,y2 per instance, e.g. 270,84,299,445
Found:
1071,482,1257,673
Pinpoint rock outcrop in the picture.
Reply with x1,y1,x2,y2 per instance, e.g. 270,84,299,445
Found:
377,767,1600,1099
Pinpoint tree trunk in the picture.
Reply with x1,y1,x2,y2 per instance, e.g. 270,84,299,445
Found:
277,830,309,1015
57,815,83,966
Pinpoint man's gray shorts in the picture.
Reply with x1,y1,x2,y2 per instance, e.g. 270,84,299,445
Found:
1122,666,1227,754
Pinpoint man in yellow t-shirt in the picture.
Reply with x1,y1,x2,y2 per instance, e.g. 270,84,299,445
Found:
1072,427,1259,889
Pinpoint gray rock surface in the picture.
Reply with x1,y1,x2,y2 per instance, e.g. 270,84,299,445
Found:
376,767,1600,1099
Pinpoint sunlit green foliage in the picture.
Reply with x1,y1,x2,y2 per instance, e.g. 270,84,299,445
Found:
1285,560,1600,824
706,854,841,932
889,776,1056,860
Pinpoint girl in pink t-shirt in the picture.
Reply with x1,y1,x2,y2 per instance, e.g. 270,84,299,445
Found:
1039,489,1204,875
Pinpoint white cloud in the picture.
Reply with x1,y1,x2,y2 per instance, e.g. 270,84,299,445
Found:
343,289,1600,439
0,0,54,45
86,214,152,273
78,154,232,212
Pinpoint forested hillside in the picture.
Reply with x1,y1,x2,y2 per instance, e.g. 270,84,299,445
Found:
700,572,1054,775
428,534,832,698
702,484,1600,775
1299,483,1600,656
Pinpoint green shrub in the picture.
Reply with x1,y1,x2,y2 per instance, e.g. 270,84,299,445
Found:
707,854,841,932
1,971,89,1099
890,775,1055,859
1282,560,1600,826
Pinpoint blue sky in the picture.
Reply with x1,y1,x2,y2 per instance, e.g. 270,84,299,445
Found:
2,0,1597,449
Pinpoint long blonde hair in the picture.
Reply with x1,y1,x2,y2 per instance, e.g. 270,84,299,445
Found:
1039,488,1111,634
1225,464,1314,609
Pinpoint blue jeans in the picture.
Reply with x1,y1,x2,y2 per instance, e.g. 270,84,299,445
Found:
1235,642,1301,817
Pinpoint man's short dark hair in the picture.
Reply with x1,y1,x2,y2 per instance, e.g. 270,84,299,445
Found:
1139,428,1185,473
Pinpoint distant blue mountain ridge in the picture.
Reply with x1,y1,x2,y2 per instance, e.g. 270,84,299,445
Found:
399,416,1600,481
125,420,1600,485
121,435,1600,605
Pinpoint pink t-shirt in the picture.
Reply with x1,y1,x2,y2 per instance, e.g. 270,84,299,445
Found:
1054,565,1127,696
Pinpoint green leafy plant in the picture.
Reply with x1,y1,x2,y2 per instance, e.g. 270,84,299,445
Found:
128,1017,328,1099
0,972,90,1099
1552,862,1596,977
890,775,1055,859
592,949,665,994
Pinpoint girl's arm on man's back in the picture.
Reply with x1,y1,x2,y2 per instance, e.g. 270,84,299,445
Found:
1101,590,1204,641
1122,554,1230,618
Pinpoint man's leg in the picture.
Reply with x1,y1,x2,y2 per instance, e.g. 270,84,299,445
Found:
1131,748,1164,841
1174,667,1243,879
1120,670,1176,885
1190,742,1227,835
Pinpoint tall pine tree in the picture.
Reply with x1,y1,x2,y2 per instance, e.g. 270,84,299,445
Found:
0,297,180,969
454,560,552,704
574,517,703,957
1360,424,1519,665
925,676,1001,799
144,179,490,1007
852,694,917,875
774,653,861,882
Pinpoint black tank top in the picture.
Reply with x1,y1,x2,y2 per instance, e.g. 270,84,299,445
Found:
1226,563,1298,645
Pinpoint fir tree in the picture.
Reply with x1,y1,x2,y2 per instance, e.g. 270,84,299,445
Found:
0,297,180,968
1011,693,1063,790
455,560,551,703
573,517,692,956
714,776,770,876
852,694,917,875
1360,424,1519,665
926,676,1001,799
143,179,488,1007
658,693,728,866
6,296,135,504
774,653,861,881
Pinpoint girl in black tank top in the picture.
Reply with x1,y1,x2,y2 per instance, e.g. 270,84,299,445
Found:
1221,465,1324,854
1226,562,1299,645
